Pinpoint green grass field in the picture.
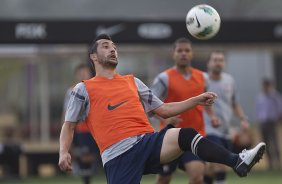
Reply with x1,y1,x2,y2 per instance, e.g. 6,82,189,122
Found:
2,170,282,184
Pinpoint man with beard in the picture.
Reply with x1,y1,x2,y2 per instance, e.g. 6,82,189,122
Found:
58,34,265,184
203,51,250,184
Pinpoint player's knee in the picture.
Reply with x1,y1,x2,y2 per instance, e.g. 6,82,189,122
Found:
185,162,205,184
178,128,201,152
189,174,204,184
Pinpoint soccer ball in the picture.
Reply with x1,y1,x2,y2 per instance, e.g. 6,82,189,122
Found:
186,4,221,40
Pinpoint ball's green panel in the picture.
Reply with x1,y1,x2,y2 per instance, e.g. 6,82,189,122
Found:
199,6,214,15
196,26,213,38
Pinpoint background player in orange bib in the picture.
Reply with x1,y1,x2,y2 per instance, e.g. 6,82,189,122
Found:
152,38,218,184
63,63,101,184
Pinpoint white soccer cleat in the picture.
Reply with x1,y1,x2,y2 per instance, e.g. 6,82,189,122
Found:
233,142,266,177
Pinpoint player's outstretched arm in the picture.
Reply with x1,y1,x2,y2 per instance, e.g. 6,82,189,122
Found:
153,92,217,119
58,122,76,172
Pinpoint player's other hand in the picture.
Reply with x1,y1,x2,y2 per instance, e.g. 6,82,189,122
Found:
211,116,221,128
58,152,72,172
240,119,249,130
197,92,217,106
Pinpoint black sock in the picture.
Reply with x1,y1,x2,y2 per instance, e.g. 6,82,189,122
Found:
196,138,238,168
82,176,90,184
178,128,238,168
215,172,226,182
204,175,213,184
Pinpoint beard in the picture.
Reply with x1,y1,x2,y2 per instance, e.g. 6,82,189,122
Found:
177,60,191,68
211,67,223,75
98,57,118,69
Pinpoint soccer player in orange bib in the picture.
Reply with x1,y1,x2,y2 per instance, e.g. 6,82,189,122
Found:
152,38,214,184
58,34,265,184
62,63,100,184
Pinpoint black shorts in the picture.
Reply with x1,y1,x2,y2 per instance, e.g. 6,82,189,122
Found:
104,125,173,184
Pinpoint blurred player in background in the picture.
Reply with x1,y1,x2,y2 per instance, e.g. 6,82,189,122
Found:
59,34,265,184
203,51,250,184
152,38,219,184
256,78,282,170
63,63,100,184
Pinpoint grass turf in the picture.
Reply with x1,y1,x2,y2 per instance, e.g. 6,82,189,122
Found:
1,170,282,184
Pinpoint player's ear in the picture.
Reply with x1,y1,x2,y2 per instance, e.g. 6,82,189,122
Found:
90,53,97,62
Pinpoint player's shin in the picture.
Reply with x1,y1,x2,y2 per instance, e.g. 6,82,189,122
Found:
178,128,238,167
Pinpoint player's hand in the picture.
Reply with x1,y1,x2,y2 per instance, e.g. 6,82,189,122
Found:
58,152,72,172
210,116,221,128
240,119,249,130
164,115,183,127
197,92,217,106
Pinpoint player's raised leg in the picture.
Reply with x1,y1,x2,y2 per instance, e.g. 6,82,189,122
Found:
160,127,266,177
160,128,183,164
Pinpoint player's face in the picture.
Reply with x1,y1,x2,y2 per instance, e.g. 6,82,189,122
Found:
96,39,118,68
263,82,272,93
173,43,193,67
208,52,225,74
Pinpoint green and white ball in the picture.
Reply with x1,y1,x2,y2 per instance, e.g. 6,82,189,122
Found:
186,4,221,40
